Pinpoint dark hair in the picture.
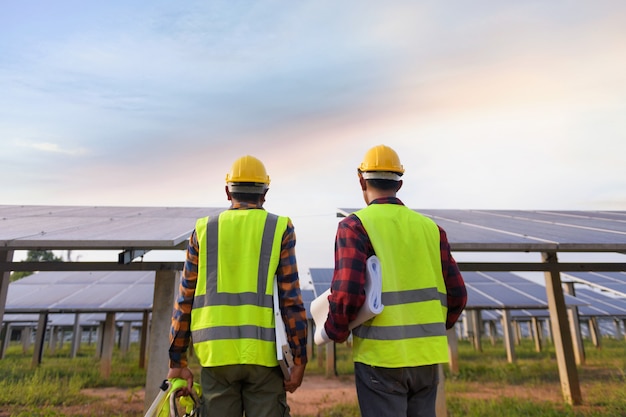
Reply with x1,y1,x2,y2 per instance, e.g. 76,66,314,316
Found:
366,179,400,191
230,192,263,203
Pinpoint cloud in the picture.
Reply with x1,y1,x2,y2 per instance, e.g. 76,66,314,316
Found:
1,1,626,213
15,140,88,156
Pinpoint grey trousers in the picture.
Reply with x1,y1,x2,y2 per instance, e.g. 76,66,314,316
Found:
200,364,290,417
354,362,439,417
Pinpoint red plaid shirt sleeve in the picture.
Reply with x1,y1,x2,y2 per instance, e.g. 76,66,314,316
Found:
439,226,467,329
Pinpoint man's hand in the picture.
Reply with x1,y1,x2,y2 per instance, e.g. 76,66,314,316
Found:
283,364,306,393
167,367,194,396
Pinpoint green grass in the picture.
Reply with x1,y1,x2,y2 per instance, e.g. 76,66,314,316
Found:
303,337,626,417
1,336,624,416
0,343,146,415
444,337,626,417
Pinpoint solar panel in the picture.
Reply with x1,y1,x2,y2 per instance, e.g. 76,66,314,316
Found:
468,282,549,308
300,289,316,319
508,309,549,318
0,205,224,250
563,272,626,297
480,310,500,321
476,286,626,321
464,271,585,310
574,287,626,317
2,312,139,327
309,268,334,297
6,271,155,313
307,269,587,311
337,208,626,251
465,287,504,309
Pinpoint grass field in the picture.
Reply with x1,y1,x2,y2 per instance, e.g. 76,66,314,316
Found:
0,335,624,416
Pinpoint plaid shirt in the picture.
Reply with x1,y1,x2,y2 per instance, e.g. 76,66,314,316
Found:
325,197,467,343
169,202,308,368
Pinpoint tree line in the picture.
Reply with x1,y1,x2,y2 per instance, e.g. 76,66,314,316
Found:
10,250,64,281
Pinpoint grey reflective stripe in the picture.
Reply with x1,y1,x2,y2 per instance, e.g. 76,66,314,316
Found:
352,322,447,340
203,214,220,305
193,212,279,309
382,287,448,308
257,213,278,296
192,325,275,342
198,292,272,307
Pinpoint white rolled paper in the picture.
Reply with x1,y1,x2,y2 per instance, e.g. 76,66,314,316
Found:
311,256,384,345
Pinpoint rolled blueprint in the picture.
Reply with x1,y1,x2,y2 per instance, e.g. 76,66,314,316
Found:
311,256,384,345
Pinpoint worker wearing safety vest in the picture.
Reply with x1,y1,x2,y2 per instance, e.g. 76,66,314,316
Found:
168,155,308,417
324,145,467,417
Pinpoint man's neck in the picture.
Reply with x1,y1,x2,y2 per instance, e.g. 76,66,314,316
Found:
364,190,396,204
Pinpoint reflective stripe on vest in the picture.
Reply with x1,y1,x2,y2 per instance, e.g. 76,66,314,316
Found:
353,204,449,367
190,210,288,367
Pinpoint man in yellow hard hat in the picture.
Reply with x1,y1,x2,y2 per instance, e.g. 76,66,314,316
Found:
323,145,467,417
168,155,308,417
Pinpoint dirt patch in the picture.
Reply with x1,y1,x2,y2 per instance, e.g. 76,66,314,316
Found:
450,381,562,402
30,374,357,417
287,374,357,415
2,375,597,416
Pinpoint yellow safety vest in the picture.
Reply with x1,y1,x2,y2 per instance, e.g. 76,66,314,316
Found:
353,204,449,367
190,209,289,367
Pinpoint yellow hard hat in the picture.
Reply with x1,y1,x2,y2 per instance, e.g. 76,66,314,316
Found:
358,145,404,179
225,155,270,193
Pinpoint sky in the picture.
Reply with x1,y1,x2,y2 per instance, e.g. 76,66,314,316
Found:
2,1,626,272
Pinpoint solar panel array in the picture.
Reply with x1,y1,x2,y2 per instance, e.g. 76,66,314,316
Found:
3,312,145,327
305,268,587,316
300,290,316,320
563,272,626,297
337,209,626,251
6,271,155,314
305,268,334,320
309,268,333,296
574,287,626,318
0,205,224,250
478,285,626,322
463,271,585,310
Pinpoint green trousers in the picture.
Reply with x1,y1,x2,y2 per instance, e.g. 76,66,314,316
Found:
200,364,290,417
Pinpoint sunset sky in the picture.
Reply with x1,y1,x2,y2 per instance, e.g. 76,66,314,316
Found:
2,1,625,270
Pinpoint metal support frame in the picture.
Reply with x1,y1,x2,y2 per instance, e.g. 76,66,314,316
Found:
2,261,625,273
542,251,582,405
32,312,48,368
144,270,179,412
100,312,116,379
488,320,498,346
325,342,337,377
588,317,601,348
139,311,149,369
563,282,585,365
447,328,459,374
531,317,542,352
0,251,14,326
470,309,483,352
71,314,81,358
436,364,447,417
614,319,623,340
458,262,626,272
118,249,151,265
501,309,516,363
0,323,11,359
1,261,181,272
